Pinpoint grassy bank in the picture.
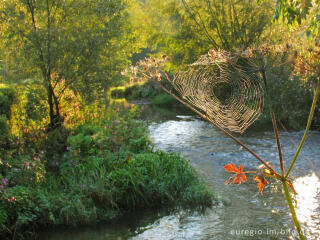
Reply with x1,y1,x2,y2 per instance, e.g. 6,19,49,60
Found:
0,86,214,239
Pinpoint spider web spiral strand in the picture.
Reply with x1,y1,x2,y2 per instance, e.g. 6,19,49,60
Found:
170,49,264,133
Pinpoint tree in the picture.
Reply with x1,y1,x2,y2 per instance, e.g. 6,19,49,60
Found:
271,0,319,37
0,0,137,129
136,0,273,71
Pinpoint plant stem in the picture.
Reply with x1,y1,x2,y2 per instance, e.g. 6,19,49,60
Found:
261,69,285,176
260,63,306,239
285,79,320,178
282,180,306,240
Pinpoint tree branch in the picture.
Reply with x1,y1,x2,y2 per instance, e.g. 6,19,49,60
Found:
181,0,219,49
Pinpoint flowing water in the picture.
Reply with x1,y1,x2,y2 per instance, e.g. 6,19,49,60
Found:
43,104,320,240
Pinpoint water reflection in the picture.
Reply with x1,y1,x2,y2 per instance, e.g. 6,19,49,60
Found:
294,173,320,238
132,214,204,240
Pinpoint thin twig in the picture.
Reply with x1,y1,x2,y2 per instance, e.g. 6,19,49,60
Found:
260,68,285,176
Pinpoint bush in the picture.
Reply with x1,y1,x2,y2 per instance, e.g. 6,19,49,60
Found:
0,115,9,145
248,52,318,131
110,88,126,99
122,81,179,106
259,67,315,130
152,93,176,105
57,149,213,215
25,86,47,121
0,85,15,119
124,81,160,100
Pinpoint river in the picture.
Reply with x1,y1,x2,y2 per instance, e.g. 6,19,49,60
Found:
43,103,320,240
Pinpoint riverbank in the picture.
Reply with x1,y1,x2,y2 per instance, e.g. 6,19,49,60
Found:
0,92,215,239
110,81,177,106
110,79,320,131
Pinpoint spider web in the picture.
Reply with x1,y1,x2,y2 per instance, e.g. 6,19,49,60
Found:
170,49,264,133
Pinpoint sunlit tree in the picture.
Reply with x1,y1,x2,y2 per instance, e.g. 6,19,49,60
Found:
0,0,138,129
135,0,274,70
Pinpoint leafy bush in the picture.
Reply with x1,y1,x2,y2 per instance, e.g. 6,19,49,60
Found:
124,81,160,100
256,61,316,130
25,86,47,121
0,115,9,145
122,81,179,106
110,88,126,99
152,93,176,105
0,85,15,119
246,51,318,131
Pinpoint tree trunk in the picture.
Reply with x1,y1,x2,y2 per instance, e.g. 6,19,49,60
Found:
47,78,62,130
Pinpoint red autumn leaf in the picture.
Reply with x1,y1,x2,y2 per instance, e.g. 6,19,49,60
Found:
224,163,243,173
254,176,269,195
224,163,247,185
234,173,247,184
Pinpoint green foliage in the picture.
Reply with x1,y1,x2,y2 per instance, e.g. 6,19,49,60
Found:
262,75,314,130
68,117,150,156
123,81,178,106
25,84,47,121
0,106,214,239
0,0,143,127
110,88,126,99
0,207,7,232
124,81,160,100
117,81,177,108
0,0,134,90
0,115,9,145
250,49,319,130
45,127,69,169
58,149,213,215
152,93,176,105
126,151,213,207
0,85,15,119
133,0,273,70
8,84,49,137
272,0,319,37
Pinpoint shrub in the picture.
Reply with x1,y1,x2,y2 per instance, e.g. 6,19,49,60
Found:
25,86,47,121
110,88,126,99
152,93,176,105
0,85,15,119
259,69,315,130
249,52,318,130
124,81,159,100
0,115,9,145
